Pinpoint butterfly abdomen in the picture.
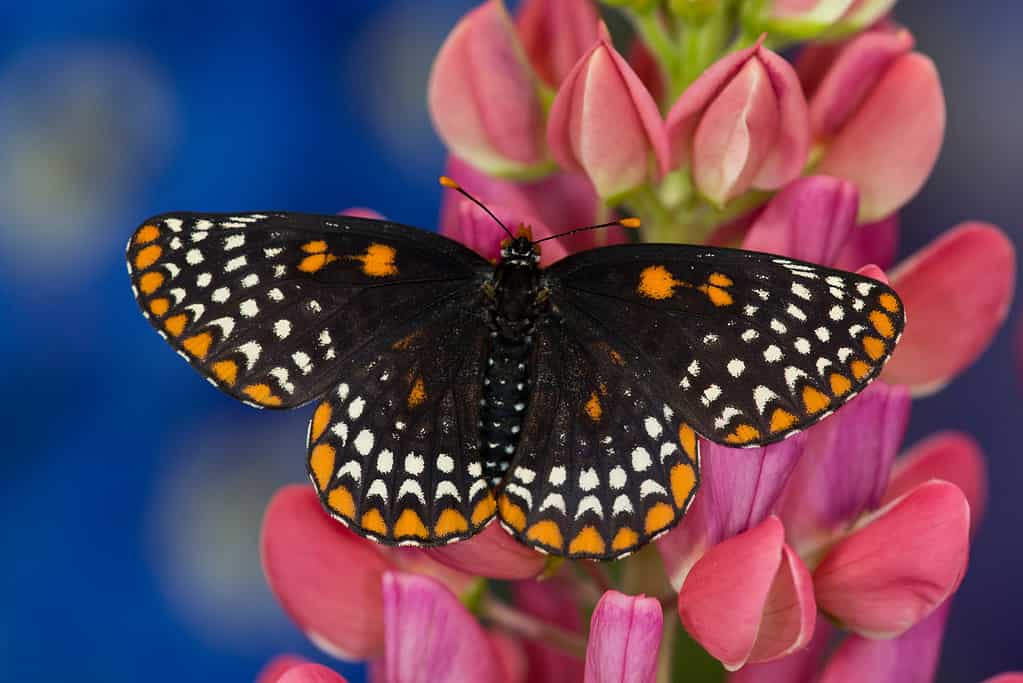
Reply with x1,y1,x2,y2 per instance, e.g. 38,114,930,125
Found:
480,332,531,484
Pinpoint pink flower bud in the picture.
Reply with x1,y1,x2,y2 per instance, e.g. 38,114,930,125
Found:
585,591,663,683
805,29,945,220
678,516,817,671
381,572,508,682
256,655,308,683
813,481,970,637
881,222,1016,394
666,42,809,205
278,664,350,683
424,522,546,580
547,38,669,201
428,1,549,178
261,486,392,660
516,0,600,87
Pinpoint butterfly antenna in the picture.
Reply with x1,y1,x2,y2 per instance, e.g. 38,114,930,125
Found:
533,217,641,244
439,176,514,239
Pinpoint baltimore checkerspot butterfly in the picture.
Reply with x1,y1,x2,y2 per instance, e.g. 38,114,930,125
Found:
127,179,904,561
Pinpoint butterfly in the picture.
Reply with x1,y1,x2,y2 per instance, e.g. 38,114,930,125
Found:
126,179,904,561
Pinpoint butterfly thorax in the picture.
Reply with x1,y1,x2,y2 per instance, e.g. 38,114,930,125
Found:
479,234,547,484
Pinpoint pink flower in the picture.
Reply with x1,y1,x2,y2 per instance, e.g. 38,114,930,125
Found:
547,37,669,201
256,655,310,683
666,40,809,205
984,676,1023,683
516,0,600,88
424,522,547,580
513,577,586,682
278,664,350,683
800,27,946,221
428,0,549,178
677,516,817,670
585,591,662,683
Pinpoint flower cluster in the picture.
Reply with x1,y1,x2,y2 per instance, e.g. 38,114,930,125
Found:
255,1,1017,681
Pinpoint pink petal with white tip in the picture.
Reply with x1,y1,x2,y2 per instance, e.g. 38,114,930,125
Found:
881,222,1015,394
256,655,308,683
814,481,970,638
517,0,600,87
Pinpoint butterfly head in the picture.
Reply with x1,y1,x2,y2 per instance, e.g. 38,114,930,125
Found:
500,226,541,266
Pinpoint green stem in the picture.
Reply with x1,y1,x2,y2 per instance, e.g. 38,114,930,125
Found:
657,610,678,683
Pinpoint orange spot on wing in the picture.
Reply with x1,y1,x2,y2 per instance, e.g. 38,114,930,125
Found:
869,310,895,339
725,423,761,444
134,245,162,270
609,349,624,365
348,243,398,277
644,502,676,535
309,444,336,491
862,335,886,361
851,359,872,380
407,377,427,408
212,360,238,386
148,298,170,317
361,509,387,535
708,272,733,287
802,386,831,415
471,494,497,526
394,509,430,539
435,509,470,537
498,495,527,532
327,485,355,518
879,292,900,313
612,527,639,552
526,520,564,550
242,383,282,406
678,423,697,460
698,284,734,307
568,526,606,556
139,271,164,294
134,224,159,244
311,403,332,442
584,392,602,421
163,313,188,337
670,463,697,508
830,373,852,396
769,408,797,433
637,265,680,299
298,252,338,273
182,332,213,359
302,240,328,253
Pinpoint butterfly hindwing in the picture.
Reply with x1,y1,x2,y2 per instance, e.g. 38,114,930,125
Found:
307,303,499,546
127,212,488,408
499,309,700,561
544,244,905,447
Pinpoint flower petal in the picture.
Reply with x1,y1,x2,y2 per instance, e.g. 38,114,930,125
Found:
256,655,308,683
883,431,987,538
261,486,392,660
424,522,546,580
585,591,663,683
278,664,350,683
516,0,600,87
983,675,1023,683
427,0,548,176
775,382,910,558
817,601,949,683
658,437,805,589
814,481,970,637
881,222,1016,394
833,213,899,271
441,197,566,265
748,544,817,663
728,619,834,683
816,52,945,221
514,577,586,682
382,571,506,683
741,175,858,265
490,631,529,683
339,207,385,220
679,516,799,671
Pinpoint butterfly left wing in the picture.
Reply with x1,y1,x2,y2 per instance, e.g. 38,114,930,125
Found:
543,243,905,447
126,212,488,408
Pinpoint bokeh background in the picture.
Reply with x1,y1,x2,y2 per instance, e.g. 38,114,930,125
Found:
1,2,1019,681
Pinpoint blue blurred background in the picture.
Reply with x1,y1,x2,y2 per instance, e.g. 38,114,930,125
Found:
1,2,1019,681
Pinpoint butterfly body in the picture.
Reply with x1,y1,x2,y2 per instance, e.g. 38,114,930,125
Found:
128,211,905,560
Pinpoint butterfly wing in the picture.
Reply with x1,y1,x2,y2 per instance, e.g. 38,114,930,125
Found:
306,302,498,546
498,308,700,560
126,212,488,408
543,244,905,446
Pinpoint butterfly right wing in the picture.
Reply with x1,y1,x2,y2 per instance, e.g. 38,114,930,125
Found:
306,302,498,546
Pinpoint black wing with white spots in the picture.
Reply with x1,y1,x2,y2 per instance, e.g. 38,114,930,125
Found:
544,243,905,448
126,212,488,409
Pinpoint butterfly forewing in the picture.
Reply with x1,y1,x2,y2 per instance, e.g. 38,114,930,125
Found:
500,309,700,561
126,212,488,408
306,304,496,546
545,244,905,447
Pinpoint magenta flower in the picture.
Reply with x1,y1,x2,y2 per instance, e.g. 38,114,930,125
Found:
586,592,663,683
666,40,809,205
516,0,600,88
547,36,669,201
